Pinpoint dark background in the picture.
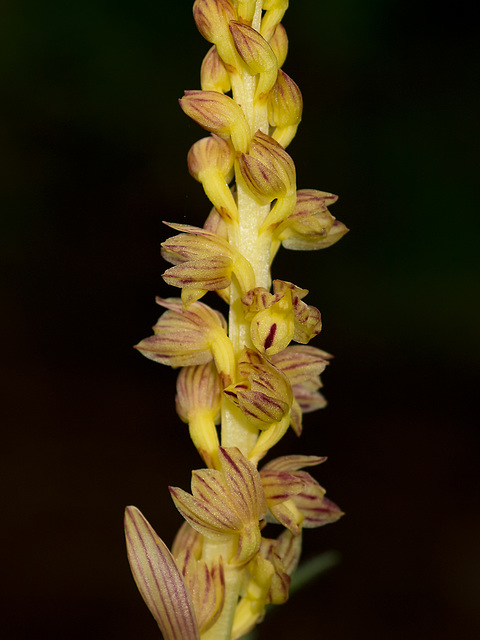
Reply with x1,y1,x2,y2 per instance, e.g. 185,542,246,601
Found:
1,0,479,638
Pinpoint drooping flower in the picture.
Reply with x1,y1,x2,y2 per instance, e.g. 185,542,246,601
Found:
231,528,302,639
180,90,251,153
268,69,303,148
223,347,292,429
229,20,278,103
171,522,226,634
161,222,256,306
260,455,344,534
274,188,349,250
271,344,332,434
135,297,235,385
260,0,289,42
176,362,222,468
200,45,231,93
193,0,240,73
169,447,267,565
238,131,297,232
187,134,237,223
242,279,322,356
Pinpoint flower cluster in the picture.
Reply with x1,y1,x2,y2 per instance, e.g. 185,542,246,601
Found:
125,2,347,639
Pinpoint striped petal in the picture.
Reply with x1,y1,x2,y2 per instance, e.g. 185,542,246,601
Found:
176,549,225,633
124,506,200,640
271,345,331,386
293,487,344,528
170,475,242,539
260,469,305,506
262,454,327,473
219,447,267,525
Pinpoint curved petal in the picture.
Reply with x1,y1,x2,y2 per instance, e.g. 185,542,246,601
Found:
124,506,200,640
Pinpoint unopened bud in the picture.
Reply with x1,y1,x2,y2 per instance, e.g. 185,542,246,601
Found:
188,135,235,182
193,0,240,72
180,90,251,152
229,21,278,100
237,0,256,23
239,130,295,204
260,0,288,42
201,45,232,93
193,0,236,43
268,70,302,128
269,23,288,67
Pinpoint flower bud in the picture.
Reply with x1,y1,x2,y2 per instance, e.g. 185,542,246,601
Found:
229,21,278,100
188,134,234,181
180,90,251,153
176,362,222,469
161,222,256,300
187,135,237,222
224,348,292,430
242,285,295,356
193,0,240,72
243,280,321,355
135,297,235,385
170,447,266,565
237,0,256,23
194,0,236,43
260,0,288,42
277,189,349,250
201,45,232,93
176,362,222,424
269,23,288,67
239,130,295,204
268,70,303,148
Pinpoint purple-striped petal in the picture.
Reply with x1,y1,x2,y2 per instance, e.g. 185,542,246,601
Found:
124,506,200,640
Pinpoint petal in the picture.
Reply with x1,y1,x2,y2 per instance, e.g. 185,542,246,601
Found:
262,454,327,473
271,345,331,386
219,447,267,522
260,469,305,505
162,256,233,290
177,550,226,633
294,492,344,528
124,506,200,640
170,473,242,538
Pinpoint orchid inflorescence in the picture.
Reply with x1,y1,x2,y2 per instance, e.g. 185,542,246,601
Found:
124,2,348,639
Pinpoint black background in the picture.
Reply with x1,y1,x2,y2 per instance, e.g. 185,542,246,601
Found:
1,0,479,638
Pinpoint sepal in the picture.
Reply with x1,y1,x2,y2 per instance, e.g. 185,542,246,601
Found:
193,0,240,72
239,130,295,205
243,280,322,353
176,362,222,468
201,45,231,93
188,134,235,183
277,188,349,250
260,0,289,42
229,21,278,101
171,523,226,634
269,22,288,67
268,70,303,148
124,506,200,640
170,447,266,565
180,90,251,152
224,347,292,430
161,222,256,297
231,553,275,639
135,297,235,385
261,455,344,530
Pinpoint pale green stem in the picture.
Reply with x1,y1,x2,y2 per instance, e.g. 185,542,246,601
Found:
221,0,271,457
204,3,272,640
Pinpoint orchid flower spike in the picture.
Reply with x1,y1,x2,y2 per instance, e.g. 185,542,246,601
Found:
126,2,348,639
